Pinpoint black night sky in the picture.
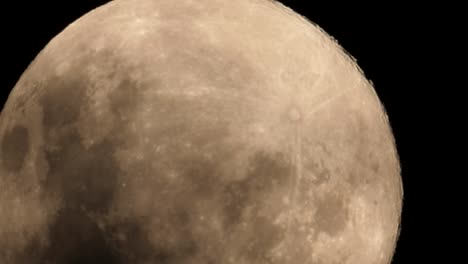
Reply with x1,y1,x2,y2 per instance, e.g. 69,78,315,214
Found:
1,1,442,263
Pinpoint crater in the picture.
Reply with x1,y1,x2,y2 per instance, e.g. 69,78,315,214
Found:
1,125,30,172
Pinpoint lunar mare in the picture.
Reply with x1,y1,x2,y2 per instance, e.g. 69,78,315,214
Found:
0,0,402,263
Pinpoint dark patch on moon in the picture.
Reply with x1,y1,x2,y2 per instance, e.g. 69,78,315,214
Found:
179,156,221,199
244,215,285,261
22,67,161,263
108,77,145,121
107,217,198,264
346,113,382,187
314,193,349,236
368,151,381,173
222,151,292,260
126,149,294,262
32,72,122,263
41,207,121,264
43,133,119,213
39,72,120,213
105,219,162,263
1,125,30,172
41,75,87,129
222,151,292,229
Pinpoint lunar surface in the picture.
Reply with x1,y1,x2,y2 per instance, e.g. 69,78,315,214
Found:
0,0,402,263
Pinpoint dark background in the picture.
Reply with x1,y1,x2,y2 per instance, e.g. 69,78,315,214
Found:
0,0,438,263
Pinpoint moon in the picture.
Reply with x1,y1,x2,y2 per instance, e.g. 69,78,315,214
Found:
0,0,403,263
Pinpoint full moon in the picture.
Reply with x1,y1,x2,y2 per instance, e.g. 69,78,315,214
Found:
0,0,402,263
